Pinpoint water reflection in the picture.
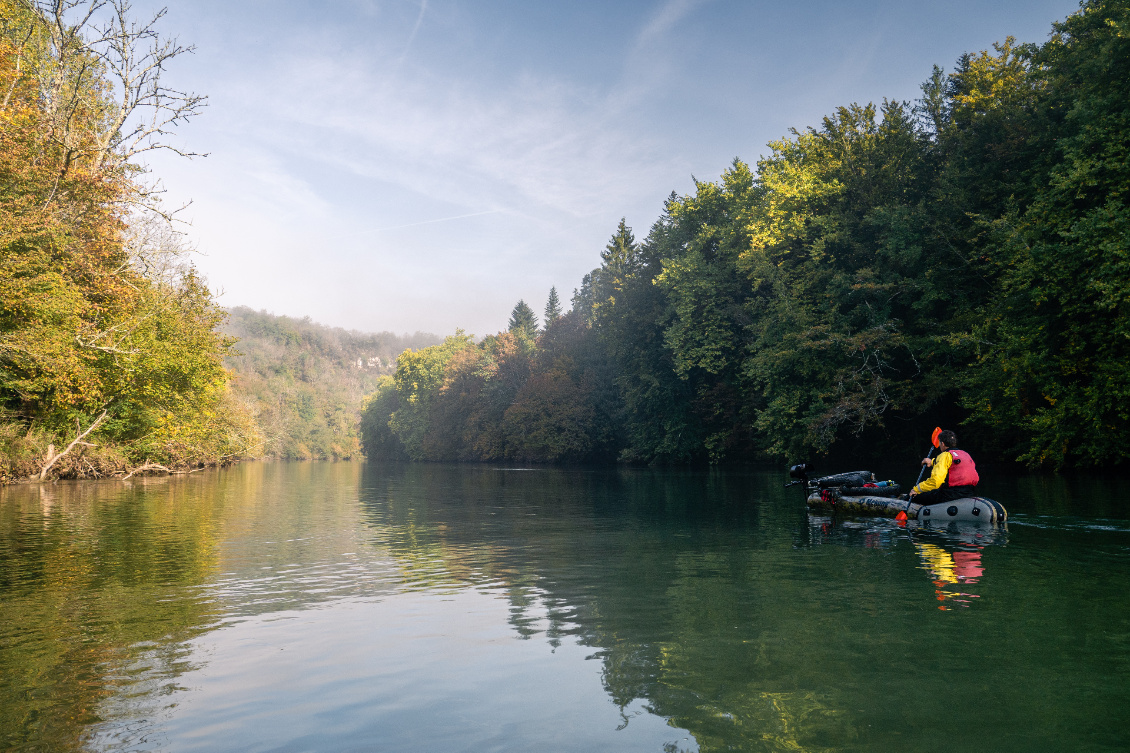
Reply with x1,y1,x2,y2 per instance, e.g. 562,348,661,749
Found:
0,462,1128,752
914,543,982,608
804,514,1008,610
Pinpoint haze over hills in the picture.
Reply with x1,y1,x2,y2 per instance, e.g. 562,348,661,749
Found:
222,307,439,460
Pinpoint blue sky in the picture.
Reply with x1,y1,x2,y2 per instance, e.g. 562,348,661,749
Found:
139,0,1080,336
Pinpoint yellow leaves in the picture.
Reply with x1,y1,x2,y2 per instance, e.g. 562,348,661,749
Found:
949,37,1036,122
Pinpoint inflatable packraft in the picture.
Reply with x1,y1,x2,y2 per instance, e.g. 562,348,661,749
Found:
791,468,1007,524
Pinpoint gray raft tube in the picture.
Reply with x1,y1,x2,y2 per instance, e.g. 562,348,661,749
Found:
806,493,1007,524
789,468,1007,524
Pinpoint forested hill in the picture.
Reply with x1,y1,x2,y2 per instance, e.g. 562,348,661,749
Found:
362,0,1130,470
223,308,438,460
0,0,442,482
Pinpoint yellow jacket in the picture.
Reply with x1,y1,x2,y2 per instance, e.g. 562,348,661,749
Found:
914,451,953,494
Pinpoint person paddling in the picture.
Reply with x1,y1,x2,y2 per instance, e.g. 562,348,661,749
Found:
908,430,980,505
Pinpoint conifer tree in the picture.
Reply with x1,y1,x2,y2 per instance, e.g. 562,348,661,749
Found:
508,300,539,340
544,287,562,326
601,218,638,277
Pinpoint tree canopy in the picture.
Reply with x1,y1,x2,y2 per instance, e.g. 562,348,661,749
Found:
544,287,562,326
363,0,1130,469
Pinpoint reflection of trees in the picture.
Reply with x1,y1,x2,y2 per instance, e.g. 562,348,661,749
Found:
1,461,393,751
0,476,231,751
3,462,1119,751
361,464,858,752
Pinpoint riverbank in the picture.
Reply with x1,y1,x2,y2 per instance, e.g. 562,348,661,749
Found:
0,422,248,485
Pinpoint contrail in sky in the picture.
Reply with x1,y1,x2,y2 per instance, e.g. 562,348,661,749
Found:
392,0,429,75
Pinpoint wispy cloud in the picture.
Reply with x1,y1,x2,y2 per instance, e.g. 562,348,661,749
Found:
229,46,682,222
147,0,1080,335
636,0,710,49
614,0,714,110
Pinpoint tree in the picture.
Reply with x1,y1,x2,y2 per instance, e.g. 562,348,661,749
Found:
738,102,940,459
507,300,538,341
357,0,1130,471
502,368,596,462
387,333,473,460
360,376,407,460
0,0,249,477
21,0,206,184
959,0,1130,467
544,287,562,327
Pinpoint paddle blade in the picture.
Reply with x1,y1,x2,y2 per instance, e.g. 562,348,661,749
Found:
895,511,908,521
931,426,942,448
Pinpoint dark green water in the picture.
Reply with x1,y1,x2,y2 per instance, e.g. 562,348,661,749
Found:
1,462,1128,752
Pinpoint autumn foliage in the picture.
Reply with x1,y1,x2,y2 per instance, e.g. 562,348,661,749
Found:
0,1,257,480
362,312,619,464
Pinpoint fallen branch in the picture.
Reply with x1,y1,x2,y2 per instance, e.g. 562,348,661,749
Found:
121,461,169,480
39,410,108,481
120,462,207,480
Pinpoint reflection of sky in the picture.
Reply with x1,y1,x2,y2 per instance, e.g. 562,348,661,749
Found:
124,0,1078,336
91,591,693,752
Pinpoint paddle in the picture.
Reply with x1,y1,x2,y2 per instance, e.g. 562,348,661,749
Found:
896,427,941,522
913,426,943,489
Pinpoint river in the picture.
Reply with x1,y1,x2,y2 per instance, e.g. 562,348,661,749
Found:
1,462,1128,752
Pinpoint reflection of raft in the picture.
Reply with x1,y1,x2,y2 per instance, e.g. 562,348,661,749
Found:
796,470,1007,524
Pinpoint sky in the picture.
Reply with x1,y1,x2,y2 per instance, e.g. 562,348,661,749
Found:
133,0,1081,337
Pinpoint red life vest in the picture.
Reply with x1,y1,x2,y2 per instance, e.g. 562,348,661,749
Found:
945,449,979,487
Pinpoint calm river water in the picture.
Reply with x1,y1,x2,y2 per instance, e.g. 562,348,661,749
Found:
1,462,1128,752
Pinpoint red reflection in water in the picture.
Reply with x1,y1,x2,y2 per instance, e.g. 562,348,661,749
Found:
916,543,985,610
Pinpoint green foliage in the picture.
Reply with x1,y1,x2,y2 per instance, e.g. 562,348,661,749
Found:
223,307,438,461
544,287,562,327
737,101,947,459
577,214,701,463
960,0,1130,466
419,0,1128,469
507,300,539,341
387,333,475,460
360,312,620,464
359,376,407,461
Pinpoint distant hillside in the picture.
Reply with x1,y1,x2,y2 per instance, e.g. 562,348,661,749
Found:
223,307,440,459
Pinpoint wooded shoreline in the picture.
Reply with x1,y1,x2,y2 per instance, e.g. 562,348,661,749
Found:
3,0,1128,482
360,0,1130,471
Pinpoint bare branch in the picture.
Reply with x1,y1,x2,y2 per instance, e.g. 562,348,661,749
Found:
26,0,206,190
90,0,207,170
121,207,195,281
73,336,140,354
38,409,108,480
